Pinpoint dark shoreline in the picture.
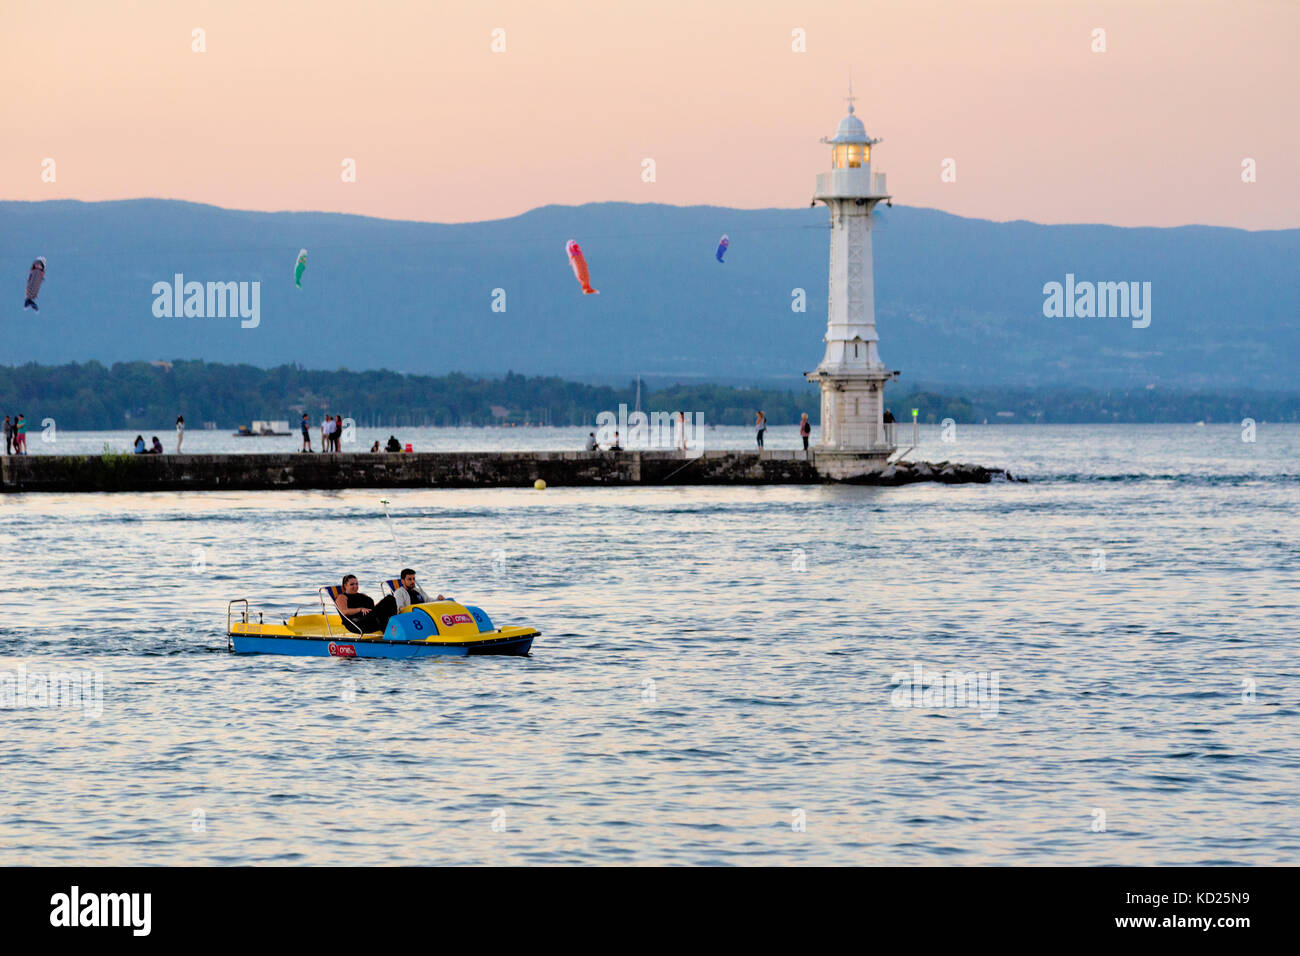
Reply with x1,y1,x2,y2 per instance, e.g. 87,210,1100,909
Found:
0,451,1021,493
6,360,1300,429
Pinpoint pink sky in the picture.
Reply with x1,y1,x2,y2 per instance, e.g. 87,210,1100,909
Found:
4,0,1296,228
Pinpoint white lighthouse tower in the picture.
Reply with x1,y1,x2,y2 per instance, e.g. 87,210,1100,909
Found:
805,90,900,479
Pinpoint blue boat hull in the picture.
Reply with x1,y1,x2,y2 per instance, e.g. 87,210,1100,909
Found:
229,633,534,658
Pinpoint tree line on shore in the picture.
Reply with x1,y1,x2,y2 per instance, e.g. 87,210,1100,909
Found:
1,361,1297,429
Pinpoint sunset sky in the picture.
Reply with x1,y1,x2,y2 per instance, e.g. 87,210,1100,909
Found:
3,0,1296,229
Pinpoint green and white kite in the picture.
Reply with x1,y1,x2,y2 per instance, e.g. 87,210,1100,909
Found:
294,249,308,289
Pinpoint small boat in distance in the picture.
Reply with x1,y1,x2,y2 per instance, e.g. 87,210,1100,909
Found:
234,419,291,436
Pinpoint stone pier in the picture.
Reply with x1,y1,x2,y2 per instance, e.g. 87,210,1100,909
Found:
0,450,1021,494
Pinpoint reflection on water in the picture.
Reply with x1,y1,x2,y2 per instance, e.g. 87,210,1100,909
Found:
1,426,1297,864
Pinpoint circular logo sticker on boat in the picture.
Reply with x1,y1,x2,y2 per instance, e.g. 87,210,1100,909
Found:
328,642,357,658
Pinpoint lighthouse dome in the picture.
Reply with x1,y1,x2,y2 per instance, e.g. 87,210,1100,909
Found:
828,109,870,144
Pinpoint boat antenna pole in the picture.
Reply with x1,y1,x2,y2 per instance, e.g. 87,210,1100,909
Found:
378,498,409,569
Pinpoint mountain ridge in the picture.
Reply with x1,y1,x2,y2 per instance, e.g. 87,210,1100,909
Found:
3,198,1295,389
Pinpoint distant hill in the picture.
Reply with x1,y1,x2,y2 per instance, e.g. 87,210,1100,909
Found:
2,199,1297,389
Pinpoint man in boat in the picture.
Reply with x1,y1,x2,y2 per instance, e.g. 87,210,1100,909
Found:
334,574,398,634
393,568,449,612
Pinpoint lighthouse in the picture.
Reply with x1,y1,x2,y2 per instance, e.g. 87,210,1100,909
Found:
805,91,900,478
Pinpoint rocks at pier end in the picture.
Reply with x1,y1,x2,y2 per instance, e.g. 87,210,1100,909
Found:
867,460,1025,486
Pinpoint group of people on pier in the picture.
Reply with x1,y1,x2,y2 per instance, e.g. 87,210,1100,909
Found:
2,415,28,455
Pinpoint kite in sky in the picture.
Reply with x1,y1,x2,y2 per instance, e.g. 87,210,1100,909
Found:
566,239,598,295
24,257,45,310
716,235,729,263
294,249,307,289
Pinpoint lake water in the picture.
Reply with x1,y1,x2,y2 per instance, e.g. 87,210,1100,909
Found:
1,424,1296,865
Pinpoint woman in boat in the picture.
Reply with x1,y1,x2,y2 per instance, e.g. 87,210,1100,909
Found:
334,574,397,634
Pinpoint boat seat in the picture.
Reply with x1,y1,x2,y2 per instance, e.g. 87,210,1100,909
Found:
381,578,402,597
321,585,347,623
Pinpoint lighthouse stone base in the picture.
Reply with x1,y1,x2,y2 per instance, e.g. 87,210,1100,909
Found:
809,450,895,481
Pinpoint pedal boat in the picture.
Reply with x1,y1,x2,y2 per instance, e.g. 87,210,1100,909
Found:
227,591,537,658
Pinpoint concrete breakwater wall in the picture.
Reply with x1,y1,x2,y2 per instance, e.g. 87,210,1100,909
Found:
0,450,1020,493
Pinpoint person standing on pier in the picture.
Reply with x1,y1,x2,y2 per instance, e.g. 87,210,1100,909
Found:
14,415,27,454
175,415,185,453
300,413,313,453
800,412,811,452
3,416,11,455
755,410,767,450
